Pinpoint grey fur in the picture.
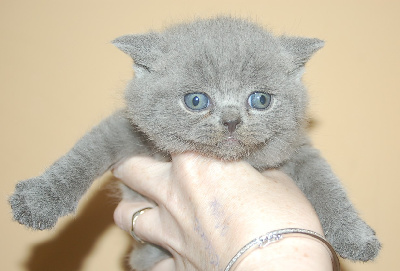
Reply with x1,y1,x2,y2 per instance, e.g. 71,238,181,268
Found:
9,17,380,270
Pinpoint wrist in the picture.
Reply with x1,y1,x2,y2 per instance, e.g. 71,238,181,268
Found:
225,229,336,271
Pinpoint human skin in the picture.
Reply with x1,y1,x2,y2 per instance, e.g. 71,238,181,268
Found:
113,153,332,271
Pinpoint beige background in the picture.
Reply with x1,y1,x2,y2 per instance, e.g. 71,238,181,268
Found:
1,0,399,270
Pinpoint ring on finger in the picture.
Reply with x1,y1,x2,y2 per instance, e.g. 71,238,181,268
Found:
130,207,153,243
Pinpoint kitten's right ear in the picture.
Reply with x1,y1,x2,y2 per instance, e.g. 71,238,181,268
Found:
112,33,164,72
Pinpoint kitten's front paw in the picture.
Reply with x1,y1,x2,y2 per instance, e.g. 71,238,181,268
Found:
328,219,381,261
9,177,70,230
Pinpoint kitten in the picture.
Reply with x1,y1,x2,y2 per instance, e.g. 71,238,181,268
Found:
9,17,380,270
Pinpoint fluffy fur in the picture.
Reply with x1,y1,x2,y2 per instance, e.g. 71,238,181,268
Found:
9,17,380,270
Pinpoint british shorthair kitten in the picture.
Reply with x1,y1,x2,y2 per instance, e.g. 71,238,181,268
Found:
10,17,380,270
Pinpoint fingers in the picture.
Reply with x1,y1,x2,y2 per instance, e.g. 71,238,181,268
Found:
113,153,215,203
113,156,170,202
170,152,223,175
113,200,163,245
149,258,175,271
113,200,152,232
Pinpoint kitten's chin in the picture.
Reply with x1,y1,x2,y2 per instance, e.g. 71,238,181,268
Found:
162,135,263,161
204,138,254,161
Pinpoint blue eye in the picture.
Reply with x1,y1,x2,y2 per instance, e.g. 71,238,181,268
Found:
248,92,272,110
184,93,210,110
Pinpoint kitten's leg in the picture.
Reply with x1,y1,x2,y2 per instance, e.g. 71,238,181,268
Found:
128,243,171,271
280,145,381,261
9,110,150,230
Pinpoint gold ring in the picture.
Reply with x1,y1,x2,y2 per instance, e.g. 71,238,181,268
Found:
130,207,152,243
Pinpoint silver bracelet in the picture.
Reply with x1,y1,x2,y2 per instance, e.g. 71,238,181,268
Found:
224,228,340,271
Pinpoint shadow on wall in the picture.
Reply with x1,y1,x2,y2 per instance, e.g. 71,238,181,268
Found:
23,176,129,271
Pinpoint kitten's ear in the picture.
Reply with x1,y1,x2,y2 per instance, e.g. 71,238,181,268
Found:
112,33,164,72
279,36,324,68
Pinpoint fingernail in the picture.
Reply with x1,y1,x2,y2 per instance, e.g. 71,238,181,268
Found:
112,164,123,179
112,158,130,178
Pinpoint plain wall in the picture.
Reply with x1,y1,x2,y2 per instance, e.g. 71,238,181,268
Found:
1,1,399,270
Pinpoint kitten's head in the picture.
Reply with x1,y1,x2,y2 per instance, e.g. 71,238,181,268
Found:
113,17,323,166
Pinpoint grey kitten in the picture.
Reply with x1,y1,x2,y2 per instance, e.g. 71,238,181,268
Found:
9,17,380,270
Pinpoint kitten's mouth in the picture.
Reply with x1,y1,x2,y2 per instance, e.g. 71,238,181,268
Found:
225,134,241,144
226,136,238,142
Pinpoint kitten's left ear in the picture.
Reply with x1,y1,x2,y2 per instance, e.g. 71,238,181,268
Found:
279,36,324,68
112,32,165,72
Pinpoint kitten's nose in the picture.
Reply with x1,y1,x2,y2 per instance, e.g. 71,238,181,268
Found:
223,119,241,133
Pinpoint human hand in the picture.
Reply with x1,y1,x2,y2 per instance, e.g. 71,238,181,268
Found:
113,153,332,271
